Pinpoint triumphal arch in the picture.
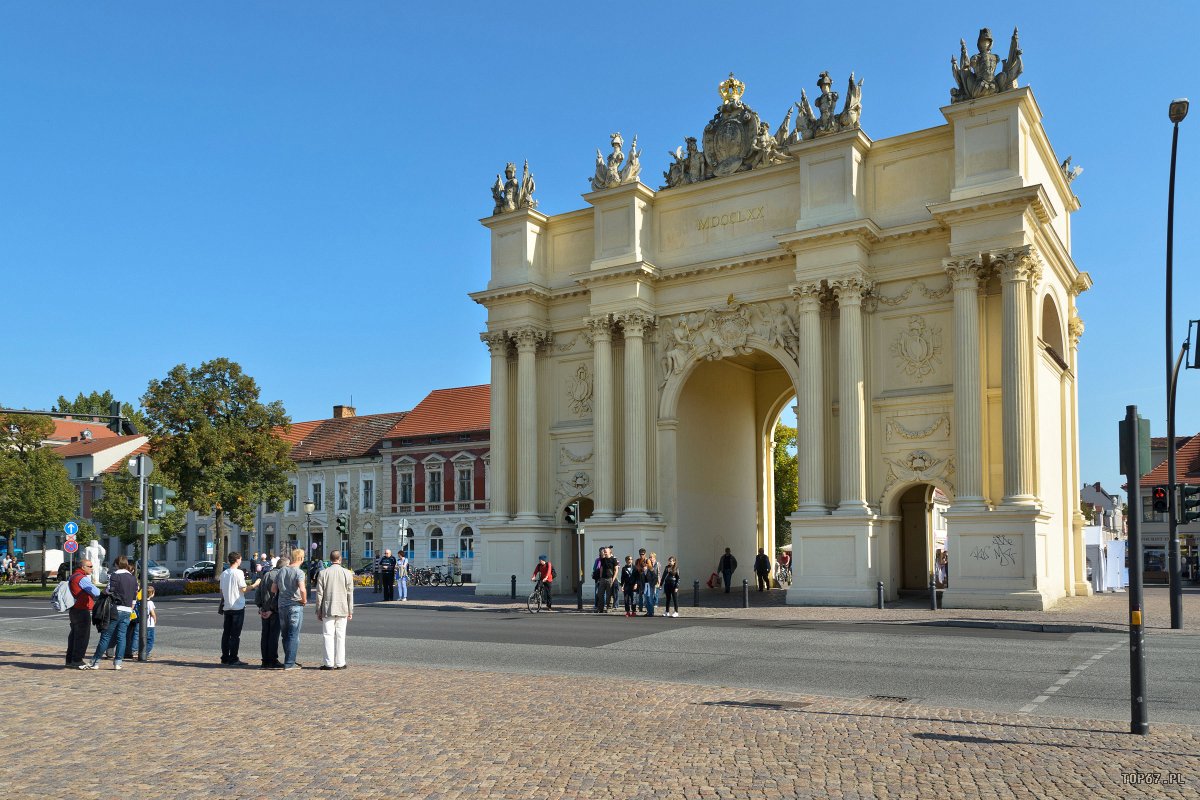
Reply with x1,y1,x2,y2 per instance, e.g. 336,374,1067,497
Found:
472,27,1091,609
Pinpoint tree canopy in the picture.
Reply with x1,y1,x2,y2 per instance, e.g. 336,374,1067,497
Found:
773,421,797,547
141,358,292,569
91,472,186,552
53,389,147,432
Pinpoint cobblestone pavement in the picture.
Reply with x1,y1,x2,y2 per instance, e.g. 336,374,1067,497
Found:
365,584,1200,633
3,639,1197,799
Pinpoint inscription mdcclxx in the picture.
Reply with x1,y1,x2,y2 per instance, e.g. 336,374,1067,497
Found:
697,206,766,231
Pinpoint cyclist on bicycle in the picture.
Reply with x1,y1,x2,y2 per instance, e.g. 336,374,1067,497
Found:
531,554,553,610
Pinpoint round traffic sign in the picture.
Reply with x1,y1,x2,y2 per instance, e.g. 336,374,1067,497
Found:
126,454,154,479
64,540,79,554
64,521,79,536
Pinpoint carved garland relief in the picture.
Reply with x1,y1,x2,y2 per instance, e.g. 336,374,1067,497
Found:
885,414,950,441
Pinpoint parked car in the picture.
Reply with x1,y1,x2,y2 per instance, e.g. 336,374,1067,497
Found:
183,560,217,580
134,560,171,581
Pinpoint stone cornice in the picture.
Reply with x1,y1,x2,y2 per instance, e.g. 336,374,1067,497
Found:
776,218,883,251
469,283,553,306
657,250,790,283
478,206,549,229
574,260,661,288
927,184,1055,227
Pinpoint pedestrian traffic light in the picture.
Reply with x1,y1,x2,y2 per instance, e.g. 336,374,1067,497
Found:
564,502,578,526
1152,485,1170,515
336,514,347,536
1180,485,1200,523
151,484,177,519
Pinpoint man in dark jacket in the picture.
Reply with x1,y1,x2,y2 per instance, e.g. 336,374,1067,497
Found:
65,558,100,667
719,548,738,593
754,548,771,591
257,557,285,669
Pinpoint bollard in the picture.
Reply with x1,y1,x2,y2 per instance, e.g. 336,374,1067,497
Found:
929,576,938,610
693,579,700,607
577,580,583,612
877,580,884,610
511,574,517,599
742,578,750,609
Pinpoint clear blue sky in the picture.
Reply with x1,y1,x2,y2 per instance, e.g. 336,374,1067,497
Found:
1,1,1196,500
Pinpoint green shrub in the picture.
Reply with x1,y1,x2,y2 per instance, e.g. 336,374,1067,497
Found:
184,580,220,595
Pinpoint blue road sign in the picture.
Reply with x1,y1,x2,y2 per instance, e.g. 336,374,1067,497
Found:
63,521,79,536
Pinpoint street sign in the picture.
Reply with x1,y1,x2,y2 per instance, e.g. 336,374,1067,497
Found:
126,454,154,479
205,541,214,555
63,540,79,554
63,521,78,536
65,533,76,542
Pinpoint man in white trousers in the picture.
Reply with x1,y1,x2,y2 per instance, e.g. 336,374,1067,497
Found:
314,550,354,670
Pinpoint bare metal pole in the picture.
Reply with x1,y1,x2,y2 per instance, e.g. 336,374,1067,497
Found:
1166,98,1189,630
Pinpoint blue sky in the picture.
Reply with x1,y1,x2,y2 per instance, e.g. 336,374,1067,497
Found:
0,1,1195,499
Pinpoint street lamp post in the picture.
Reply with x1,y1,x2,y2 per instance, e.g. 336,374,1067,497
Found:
303,500,315,565
1166,97,1189,631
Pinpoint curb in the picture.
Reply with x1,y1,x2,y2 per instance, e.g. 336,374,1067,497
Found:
913,620,1123,634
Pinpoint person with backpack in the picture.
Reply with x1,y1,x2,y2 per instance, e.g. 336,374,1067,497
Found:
256,556,285,669
81,555,138,671
530,554,554,610
64,558,100,668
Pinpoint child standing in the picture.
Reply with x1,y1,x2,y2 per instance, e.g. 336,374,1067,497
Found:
130,585,157,661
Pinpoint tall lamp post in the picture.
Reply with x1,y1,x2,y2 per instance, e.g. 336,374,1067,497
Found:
1166,97,1189,630
303,500,315,565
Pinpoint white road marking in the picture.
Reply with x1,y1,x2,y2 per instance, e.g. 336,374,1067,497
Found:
1019,641,1123,713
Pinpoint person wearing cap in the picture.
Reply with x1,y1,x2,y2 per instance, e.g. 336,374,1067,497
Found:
531,554,553,610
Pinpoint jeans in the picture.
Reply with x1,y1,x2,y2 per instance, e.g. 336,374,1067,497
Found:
66,607,91,664
260,609,281,665
623,589,636,614
221,608,246,663
594,581,607,611
722,570,733,592
130,625,155,657
91,610,131,666
281,604,304,667
607,580,619,609
663,587,679,613
398,575,408,600
321,616,347,667
642,584,657,616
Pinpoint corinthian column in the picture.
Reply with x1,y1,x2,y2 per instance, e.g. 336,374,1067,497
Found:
617,310,653,518
481,332,511,522
945,256,987,509
831,277,871,514
512,326,549,520
995,246,1041,507
588,315,615,520
793,283,826,514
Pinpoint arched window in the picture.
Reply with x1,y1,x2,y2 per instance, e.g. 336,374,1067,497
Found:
459,527,474,558
1041,295,1066,365
429,527,444,559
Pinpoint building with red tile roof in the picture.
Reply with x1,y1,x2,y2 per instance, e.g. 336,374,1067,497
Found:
1136,433,1200,582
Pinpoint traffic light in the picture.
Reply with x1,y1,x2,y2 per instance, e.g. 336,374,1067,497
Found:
336,514,347,537
1180,485,1200,524
1152,485,1170,515
564,502,578,526
150,484,177,519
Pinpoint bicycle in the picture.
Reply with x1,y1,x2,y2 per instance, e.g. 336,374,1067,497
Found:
527,578,547,613
774,562,792,586
434,564,461,587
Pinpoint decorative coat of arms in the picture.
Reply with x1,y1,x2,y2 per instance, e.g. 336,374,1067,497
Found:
565,364,594,417
890,316,943,383
949,27,1023,103
881,450,956,502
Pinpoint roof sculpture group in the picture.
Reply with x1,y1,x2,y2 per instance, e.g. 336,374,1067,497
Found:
489,25,1031,213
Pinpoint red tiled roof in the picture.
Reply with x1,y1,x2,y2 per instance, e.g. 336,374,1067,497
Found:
1143,434,1200,484
103,442,151,473
275,419,323,447
383,385,490,438
53,435,145,457
49,419,120,443
288,412,409,462
1151,435,1193,449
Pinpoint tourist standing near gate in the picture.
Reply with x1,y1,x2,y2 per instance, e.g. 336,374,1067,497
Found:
661,556,681,617
719,548,738,593
396,551,409,601
379,549,397,601
315,550,354,670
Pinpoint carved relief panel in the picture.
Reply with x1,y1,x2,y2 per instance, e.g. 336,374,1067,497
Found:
878,310,952,390
555,359,594,422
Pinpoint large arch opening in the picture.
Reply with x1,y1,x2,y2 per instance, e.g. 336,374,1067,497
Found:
673,348,796,581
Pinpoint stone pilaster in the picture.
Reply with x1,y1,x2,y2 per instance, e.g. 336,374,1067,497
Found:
587,315,616,520
511,326,550,520
945,256,987,509
994,246,1040,507
792,282,827,514
831,277,872,514
481,332,511,522
616,310,654,518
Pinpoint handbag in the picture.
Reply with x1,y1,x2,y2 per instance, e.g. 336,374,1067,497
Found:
217,597,225,615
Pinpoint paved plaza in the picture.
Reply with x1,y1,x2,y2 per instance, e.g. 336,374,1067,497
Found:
3,633,1198,800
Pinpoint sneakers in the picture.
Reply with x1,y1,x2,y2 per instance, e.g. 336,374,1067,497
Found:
283,665,301,671
79,662,98,670
319,665,335,671
113,663,122,670
672,612,679,618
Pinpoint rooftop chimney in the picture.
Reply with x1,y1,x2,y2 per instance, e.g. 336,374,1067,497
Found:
333,405,356,419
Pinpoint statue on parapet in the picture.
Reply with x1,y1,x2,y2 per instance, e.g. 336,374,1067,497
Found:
950,27,1023,103
664,136,708,188
795,71,864,139
491,160,538,215
590,132,643,191
749,122,794,168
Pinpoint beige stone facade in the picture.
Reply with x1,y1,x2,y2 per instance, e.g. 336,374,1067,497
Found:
473,83,1088,609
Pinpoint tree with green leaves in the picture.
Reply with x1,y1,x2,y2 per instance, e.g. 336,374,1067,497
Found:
0,413,81,584
141,359,293,572
772,421,798,547
53,389,148,432
91,472,186,557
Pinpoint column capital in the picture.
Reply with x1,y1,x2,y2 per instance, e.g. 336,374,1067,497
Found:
1068,312,1084,348
511,326,551,351
791,281,825,311
615,310,655,337
830,276,874,305
990,245,1042,285
481,331,510,356
943,255,986,288
585,314,613,343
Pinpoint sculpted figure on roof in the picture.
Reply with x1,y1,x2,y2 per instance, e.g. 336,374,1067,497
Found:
950,27,1023,103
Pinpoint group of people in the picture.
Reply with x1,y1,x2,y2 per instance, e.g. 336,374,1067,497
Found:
1,553,20,583
579,547,682,617
66,554,156,670
372,549,410,601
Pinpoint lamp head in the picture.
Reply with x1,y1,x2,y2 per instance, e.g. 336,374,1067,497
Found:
1169,98,1190,124
303,500,315,514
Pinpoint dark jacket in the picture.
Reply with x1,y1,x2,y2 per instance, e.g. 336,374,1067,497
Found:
720,553,737,573
642,564,660,588
661,567,680,591
106,570,138,608
754,554,771,575
620,564,638,591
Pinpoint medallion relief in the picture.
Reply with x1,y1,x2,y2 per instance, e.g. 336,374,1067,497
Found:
565,364,594,417
890,315,943,383
554,470,593,502
881,450,956,502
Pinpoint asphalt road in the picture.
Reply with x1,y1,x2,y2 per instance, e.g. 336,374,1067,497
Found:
4,594,1199,726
